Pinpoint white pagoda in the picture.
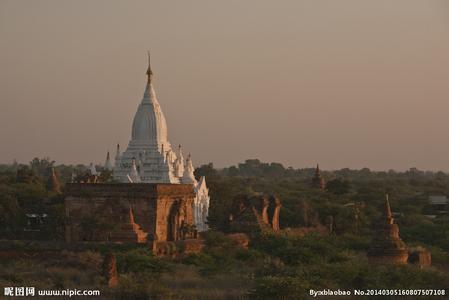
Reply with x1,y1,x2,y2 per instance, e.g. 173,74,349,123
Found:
110,53,209,231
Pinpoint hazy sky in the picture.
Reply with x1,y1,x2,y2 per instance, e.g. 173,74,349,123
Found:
1,0,449,170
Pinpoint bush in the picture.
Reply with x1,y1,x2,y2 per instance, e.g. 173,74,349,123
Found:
115,273,171,300
252,233,345,266
248,276,309,299
116,249,170,276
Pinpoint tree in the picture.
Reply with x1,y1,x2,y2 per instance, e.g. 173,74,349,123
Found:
16,166,41,185
194,163,218,180
326,179,351,195
30,157,55,178
0,192,26,237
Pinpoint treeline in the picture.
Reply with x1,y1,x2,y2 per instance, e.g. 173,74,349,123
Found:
196,159,449,181
0,158,93,240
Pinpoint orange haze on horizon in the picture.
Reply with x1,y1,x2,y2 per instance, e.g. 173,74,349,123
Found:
1,0,449,171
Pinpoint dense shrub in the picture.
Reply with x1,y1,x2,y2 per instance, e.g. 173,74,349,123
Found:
248,276,309,299
116,248,170,276
252,233,346,265
115,273,170,300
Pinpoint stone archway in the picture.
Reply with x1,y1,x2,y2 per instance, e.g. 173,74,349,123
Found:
167,200,186,241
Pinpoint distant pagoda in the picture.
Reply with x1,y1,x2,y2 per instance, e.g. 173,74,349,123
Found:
368,195,408,264
311,164,325,190
46,167,61,194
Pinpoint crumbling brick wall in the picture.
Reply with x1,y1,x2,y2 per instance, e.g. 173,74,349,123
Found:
64,183,195,243
228,193,281,234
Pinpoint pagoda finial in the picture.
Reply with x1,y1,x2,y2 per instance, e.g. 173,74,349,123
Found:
115,143,121,160
146,50,153,84
315,164,321,176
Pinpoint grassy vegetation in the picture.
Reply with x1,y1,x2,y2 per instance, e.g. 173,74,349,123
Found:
2,232,447,299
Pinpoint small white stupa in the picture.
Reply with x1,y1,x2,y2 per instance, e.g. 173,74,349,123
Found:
104,151,113,171
89,163,98,176
128,158,141,183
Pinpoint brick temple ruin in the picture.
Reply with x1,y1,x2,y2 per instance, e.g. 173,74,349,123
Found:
64,183,198,249
228,193,328,237
368,195,431,267
368,195,409,264
228,193,281,234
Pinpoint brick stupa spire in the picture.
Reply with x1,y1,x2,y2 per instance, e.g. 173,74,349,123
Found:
312,164,325,190
368,194,408,264
46,167,61,194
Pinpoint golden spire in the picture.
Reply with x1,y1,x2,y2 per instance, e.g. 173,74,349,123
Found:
146,51,153,84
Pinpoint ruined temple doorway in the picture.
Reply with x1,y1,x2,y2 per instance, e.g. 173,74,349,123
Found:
167,201,180,241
